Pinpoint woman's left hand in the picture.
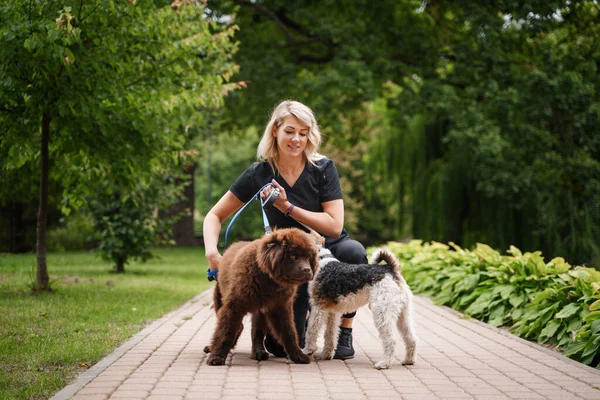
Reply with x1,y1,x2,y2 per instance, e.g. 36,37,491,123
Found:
260,179,289,210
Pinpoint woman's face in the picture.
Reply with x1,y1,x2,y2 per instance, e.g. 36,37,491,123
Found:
273,115,309,160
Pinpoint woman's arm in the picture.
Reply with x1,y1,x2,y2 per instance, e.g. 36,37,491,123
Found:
203,191,244,270
266,179,344,238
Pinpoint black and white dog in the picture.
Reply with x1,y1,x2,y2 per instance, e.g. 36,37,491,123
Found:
303,241,418,369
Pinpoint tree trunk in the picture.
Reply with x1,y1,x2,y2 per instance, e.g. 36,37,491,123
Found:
115,256,126,273
35,113,51,291
167,162,199,246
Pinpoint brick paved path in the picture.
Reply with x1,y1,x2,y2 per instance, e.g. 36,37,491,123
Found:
52,288,600,400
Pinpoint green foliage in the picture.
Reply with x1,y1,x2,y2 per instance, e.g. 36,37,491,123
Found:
0,0,238,285
194,124,266,243
364,1,600,265
208,0,600,265
47,212,96,252
382,240,600,367
0,0,239,212
88,166,188,272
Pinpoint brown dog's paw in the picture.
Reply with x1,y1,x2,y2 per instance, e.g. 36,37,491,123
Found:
289,352,311,364
203,345,211,353
207,354,226,366
251,350,269,361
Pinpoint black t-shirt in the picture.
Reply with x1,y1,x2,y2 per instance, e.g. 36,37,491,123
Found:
229,157,349,247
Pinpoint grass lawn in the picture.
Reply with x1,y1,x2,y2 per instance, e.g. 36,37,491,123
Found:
0,247,210,400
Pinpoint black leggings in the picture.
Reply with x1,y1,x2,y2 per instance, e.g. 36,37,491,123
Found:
269,238,367,349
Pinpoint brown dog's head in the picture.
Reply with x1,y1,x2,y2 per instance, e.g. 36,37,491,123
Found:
258,228,319,286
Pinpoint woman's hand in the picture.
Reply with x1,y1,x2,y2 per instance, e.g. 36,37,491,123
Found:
260,180,290,211
206,251,223,271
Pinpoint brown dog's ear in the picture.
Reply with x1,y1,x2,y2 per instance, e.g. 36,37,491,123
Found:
259,232,284,276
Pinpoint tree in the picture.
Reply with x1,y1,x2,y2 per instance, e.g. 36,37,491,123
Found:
89,164,187,273
0,0,239,290
207,0,599,264
366,1,600,264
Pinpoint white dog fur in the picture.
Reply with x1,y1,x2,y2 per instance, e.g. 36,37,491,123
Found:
303,246,418,369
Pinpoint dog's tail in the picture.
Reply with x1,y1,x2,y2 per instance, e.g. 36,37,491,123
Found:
369,247,402,275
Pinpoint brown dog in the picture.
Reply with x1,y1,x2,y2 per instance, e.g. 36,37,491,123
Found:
205,228,318,366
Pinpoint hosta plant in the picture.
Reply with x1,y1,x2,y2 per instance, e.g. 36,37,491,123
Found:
379,240,600,368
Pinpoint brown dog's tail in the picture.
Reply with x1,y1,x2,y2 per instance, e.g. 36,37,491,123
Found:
369,248,401,275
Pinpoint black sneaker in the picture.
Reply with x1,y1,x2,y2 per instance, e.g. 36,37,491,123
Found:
334,327,355,360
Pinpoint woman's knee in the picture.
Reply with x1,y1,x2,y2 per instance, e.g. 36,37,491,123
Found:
331,239,367,264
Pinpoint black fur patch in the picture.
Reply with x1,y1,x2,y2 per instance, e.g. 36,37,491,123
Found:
313,261,398,301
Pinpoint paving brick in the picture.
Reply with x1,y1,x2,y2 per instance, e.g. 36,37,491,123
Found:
74,387,113,396
71,395,108,400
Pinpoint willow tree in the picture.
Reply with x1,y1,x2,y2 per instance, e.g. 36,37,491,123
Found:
366,1,600,265
0,0,239,290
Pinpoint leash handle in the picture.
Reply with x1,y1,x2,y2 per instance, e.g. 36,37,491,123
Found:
206,267,218,281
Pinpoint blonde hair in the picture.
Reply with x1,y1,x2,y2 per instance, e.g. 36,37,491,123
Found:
257,100,324,173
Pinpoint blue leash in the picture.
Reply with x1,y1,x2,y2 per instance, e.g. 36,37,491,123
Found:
207,183,278,281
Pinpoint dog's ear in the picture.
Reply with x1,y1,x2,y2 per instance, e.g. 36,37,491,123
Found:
263,231,286,251
259,232,285,274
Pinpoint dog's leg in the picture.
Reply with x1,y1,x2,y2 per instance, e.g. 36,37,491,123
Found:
203,283,224,354
397,287,418,365
303,306,326,356
251,312,269,361
266,306,310,364
322,312,341,360
207,304,245,366
371,279,403,369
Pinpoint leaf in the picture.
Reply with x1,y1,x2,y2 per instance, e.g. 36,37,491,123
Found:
454,274,480,293
589,299,600,311
540,320,561,340
555,303,582,319
584,311,600,324
509,292,526,308
507,245,522,257
465,292,493,316
562,341,586,357
494,285,516,300
581,337,600,358
591,319,600,335
24,38,36,50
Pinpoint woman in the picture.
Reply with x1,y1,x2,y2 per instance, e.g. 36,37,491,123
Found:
203,100,366,360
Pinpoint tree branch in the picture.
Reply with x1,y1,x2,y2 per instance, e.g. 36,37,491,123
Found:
1,119,19,137
80,1,101,25
233,0,335,63
78,0,84,23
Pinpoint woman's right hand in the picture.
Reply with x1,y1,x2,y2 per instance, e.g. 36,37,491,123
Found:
206,251,223,271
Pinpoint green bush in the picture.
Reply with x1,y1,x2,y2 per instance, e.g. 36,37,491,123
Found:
47,212,96,252
380,240,600,368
